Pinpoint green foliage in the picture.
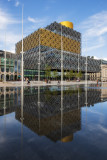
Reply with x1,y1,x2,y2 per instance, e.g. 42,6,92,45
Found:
74,71,78,79
53,70,58,80
65,70,70,80
73,70,82,79
64,70,74,80
69,70,74,79
78,70,82,78
45,65,51,79
75,71,82,79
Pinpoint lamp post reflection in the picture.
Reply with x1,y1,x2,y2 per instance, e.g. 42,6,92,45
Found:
78,86,80,110
85,36,88,128
20,86,24,123
61,85,63,140
20,85,24,158
85,83,88,128
4,87,6,115
4,87,6,132
38,86,41,131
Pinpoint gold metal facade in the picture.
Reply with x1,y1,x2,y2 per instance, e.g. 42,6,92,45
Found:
16,28,80,54
16,30,39,54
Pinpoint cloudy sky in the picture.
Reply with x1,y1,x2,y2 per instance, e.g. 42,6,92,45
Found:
0,0,107,59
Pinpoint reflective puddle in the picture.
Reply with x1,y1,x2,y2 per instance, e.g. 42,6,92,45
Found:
0,84,107,160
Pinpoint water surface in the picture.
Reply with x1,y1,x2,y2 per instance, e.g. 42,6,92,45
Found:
0,85,107,160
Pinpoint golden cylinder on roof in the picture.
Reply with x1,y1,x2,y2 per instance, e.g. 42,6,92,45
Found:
60,21,73,29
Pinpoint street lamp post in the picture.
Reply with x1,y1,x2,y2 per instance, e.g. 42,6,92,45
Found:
38,34,41,82
101,58,103,86
21,6,24,86
4,33,6,83
85,37,88,85
60,24,64,137
61,25,63,85
78,54,80,74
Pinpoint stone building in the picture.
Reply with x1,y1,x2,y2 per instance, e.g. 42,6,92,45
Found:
0,50,21,81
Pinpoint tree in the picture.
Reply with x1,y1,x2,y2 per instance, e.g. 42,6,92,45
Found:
75,71,82,80
78,70,82,79
53,70,58,80
45,65,51,80
65,70,70,80
74,70,78,79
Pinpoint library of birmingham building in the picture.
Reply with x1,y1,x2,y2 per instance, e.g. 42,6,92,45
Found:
0,21,107,81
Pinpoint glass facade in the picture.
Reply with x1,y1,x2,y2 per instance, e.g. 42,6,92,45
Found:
1,58,15,72
0,54,21,81
24,69,45,80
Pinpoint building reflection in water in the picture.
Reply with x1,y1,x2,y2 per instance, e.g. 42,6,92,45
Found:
0,85,106,143
0,87,21,116
15,86,82,143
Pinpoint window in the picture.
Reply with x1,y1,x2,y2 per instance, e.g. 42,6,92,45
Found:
10,75,13,80
10,67,14,73
18,61,21,73
15,61,17,72
10,60,14,66
1,58,4,65
1,67,4,72
6,59,9,65
6,67,9,72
